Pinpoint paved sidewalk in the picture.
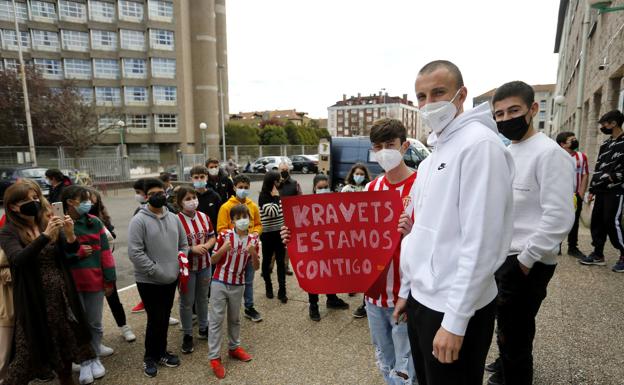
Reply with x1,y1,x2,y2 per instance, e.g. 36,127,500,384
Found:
45,226,623,385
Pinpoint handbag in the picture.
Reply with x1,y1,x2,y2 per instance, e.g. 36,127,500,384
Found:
580,199,593,228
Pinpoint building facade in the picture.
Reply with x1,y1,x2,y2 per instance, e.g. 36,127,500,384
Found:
229,109,310,127
473,84,555,132
327,92,423,140
553,0,624,165
0,0,229,162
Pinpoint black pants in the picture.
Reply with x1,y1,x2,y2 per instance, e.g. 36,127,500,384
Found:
495,255,556,385
308,293,340,304
567,193,583,249
105,282,127,327
261,231,286,293
406,295,495,385
591,191,624,256
136,280,177,360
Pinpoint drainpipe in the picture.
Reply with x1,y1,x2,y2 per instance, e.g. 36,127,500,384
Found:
574,1,591,141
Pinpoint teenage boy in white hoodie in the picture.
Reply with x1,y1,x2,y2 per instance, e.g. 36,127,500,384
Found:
394,60,515,385
486,81,575,385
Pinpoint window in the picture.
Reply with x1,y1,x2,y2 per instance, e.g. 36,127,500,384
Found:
3,58,19,71
95,87,121,106
89,0,115,22
149,29,174,50
77,87,93,104
91,29,117,51
64,58,91,79
120,29,145,51
93,58,119,79
148,0,172,22
119,0,143,22
30,1,57,21
126,114,150,133
31,29,59,51
122,58,146,79
540,100,547,110
2,29,30,51
0,1,28,22
539,111,546,120
538,121,545,130
61,30,89,51
150,57,175,78
124,86,148,105
155,114,177,133
153,86,176,105
59,0,86,22
98,116,117,132
34,58,63,79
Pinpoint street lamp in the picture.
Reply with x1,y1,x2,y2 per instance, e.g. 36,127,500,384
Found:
199,122,207,159
217,65,226,162
117,120,126,156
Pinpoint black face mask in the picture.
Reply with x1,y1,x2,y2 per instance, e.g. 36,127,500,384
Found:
600,126,613,135
570,139,579,151
497,113,531,141
19,200,41,217
280,171,289,179
148,193,167,208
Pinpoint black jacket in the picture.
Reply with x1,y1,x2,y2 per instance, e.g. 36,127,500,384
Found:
0,223,93,369
278,177,302,197
208,171,235,205
197,188,222,228
47,176,72,203
590,134,624,193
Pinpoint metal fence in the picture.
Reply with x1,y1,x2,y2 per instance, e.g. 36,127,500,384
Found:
205,145,319,165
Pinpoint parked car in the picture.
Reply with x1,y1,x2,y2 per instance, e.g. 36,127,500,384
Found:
326,136,430,191
0,166,50,201
250,156,293,173
289,154,319,174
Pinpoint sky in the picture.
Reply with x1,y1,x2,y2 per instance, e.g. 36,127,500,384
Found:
226,0,561,118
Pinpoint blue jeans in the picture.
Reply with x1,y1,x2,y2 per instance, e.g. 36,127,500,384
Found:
244,260,254,309
366,302,416,385
179,267,211,335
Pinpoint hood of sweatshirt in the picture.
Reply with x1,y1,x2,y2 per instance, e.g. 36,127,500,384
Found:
226,195,250,207
428,102,496,145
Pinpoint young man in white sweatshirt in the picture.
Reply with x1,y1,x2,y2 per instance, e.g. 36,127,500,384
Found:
487,81,575,385
394,60,515,385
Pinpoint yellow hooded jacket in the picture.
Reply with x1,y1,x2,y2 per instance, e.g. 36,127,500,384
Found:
216,196,263,235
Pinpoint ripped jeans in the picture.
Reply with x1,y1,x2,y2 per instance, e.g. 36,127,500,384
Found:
366,302,417,385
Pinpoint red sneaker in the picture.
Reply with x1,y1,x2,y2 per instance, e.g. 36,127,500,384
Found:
210,358,225,379
228,347,252,362
131,301,145,313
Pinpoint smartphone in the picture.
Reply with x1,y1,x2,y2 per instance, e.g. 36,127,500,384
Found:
51,202,64,218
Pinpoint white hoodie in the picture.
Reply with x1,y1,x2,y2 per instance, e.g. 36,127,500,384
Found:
399,102,514,336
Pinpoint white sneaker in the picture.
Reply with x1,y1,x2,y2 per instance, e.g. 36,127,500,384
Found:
72,362,80,373
90,358,105,379
120,325,136,342
169,317,179,326
79,361,94,385
99,344,114,357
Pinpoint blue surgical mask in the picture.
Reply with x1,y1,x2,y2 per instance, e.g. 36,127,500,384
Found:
193,181,207,189
316,188,331,194
236,188,249,200
77,201,92,215
353,175,365,185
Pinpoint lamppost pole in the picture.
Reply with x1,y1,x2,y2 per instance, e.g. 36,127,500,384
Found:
199,122,207,159
117,120,126,156
12,0,36,166
218,65,226,162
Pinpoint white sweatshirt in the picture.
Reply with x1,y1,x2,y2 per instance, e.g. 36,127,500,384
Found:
399,102,514,336
508,132,575,267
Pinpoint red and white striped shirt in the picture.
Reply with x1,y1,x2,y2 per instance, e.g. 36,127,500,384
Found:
571,151,589,194
212,230,259,285
364,172,417,308
177,211,215,271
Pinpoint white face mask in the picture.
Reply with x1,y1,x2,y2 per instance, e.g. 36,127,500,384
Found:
316,188,331,194
353,175,365,185
418,88,462,135
235,218,250,231
374,149,403,172
135,194,147,204
208,167,219,177
183,199,199,211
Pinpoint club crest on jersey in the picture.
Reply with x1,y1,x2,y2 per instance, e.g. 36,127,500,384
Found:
402,196,412,210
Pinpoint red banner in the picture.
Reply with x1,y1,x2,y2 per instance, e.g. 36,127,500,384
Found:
281,190,403,294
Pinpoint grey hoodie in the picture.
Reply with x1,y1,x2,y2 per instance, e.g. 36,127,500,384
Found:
128,206,188,285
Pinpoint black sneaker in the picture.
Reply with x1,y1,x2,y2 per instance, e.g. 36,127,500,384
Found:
181,335,194,354
487,370,504,385
326,297,349,309
309,304,321,321
265,285,274,299
244,307,263,322
485,357,501,373
580,252,606,266
278,288,288,303
198,327,208,340
143,358,158,378
159,352,180,368
567,247,586,259
352,304,367,318
285,269,294,276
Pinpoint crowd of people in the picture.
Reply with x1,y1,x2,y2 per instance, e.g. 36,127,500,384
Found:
0,59,623,385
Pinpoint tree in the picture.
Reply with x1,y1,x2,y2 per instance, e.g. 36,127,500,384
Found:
259,118,283,129
260,125,288,145
224,123,260,145
284,121,302,145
